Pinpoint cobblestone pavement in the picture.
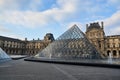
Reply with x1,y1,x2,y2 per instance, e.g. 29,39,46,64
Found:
0,59,120,80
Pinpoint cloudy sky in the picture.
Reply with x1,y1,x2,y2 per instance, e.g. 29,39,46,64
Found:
0,0,120,40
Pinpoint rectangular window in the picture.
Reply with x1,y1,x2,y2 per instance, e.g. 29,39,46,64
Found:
113,43,115,48
107,43,110,48
99,44,101,48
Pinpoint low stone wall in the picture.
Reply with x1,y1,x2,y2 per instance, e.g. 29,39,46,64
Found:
24,57,120,69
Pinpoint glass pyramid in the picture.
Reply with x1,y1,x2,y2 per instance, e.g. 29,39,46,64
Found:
35,25,101,59
0,47,11,61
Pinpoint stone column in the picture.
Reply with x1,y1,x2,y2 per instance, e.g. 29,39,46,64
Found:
117,50,119,58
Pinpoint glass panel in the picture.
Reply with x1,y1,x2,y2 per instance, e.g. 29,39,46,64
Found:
0,48,11,60
35,25,101,59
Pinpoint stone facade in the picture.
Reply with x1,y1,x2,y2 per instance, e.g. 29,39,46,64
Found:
1,22,120,58
105,35,120,58
0,33,54,56
86,22,120,58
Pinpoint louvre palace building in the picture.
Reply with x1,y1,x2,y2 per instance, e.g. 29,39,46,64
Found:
86,22,120,58
0,33,55,56
0,22,120,58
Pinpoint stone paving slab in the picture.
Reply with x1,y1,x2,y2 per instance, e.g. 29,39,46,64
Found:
0,59,120,80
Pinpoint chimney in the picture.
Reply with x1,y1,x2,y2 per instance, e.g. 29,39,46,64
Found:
25,38,27,41
86,24,88,30
101,21,104,29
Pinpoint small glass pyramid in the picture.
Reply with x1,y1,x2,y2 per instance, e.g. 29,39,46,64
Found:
35,25,101,59
0,47,11,61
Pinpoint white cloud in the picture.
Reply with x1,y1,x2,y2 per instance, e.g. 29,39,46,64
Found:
8,34,24,40
57,0,79,12
0,0,42,11
1,11,50,28
100,10,120,35
107,0,120,5
0,33,24,40
88,10,120,31
67,22,83,29
28,0,42,11
79,9,120,35
0,0,79,28
107,0,120,10
0,25,10,32
1,0,113,29
104,10,120,27
0,0,120,36
0,0,19,11
0,25,24,40
105,26,120,36
111,27,120,35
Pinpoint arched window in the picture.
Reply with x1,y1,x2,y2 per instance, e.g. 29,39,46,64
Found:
107,50,111,56
119,51,120,56
113,50,117,56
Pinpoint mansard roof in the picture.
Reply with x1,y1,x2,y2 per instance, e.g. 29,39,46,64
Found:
0,36,22,42
87,22,101,31
106,35,120,37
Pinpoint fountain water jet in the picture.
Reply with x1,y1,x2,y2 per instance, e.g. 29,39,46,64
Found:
108,52,113,64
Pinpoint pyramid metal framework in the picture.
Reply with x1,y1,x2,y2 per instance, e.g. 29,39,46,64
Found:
0,47,11,60
35,25,101,59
